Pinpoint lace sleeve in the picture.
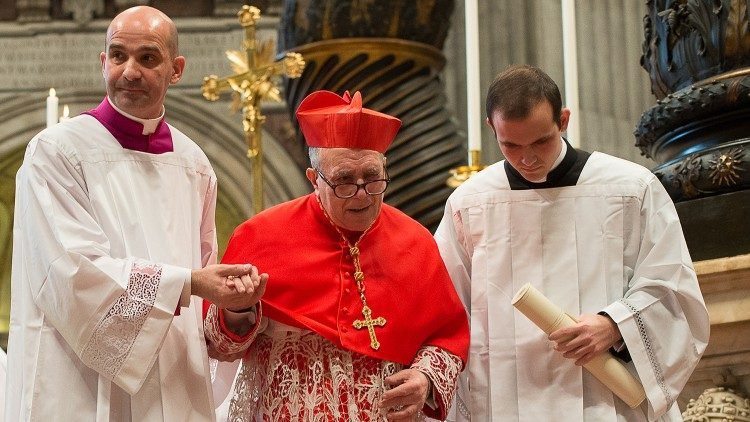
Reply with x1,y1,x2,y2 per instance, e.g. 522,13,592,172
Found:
80,261,163,381
204,302,263,358
410,345,463,420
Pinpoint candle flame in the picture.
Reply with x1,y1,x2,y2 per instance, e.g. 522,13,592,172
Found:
49,88,56,97
62,105,70,118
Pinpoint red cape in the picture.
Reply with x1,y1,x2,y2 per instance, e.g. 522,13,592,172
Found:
219,194,469,366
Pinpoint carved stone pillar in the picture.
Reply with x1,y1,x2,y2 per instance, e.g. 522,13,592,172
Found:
16,0,51,22
279,0,465,230
635,0,750,202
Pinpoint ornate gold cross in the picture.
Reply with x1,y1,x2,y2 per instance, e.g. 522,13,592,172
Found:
202,5,305,214
353,305,387,350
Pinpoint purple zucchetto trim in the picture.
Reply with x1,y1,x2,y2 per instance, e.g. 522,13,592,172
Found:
83,98,173,154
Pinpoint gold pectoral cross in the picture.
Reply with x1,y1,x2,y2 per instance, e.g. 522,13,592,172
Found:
353,305,386,350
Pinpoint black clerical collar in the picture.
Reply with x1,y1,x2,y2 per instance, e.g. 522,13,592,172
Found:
505,138,591,190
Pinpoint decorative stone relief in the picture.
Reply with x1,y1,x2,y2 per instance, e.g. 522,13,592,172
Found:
0,33,103,91
180,29,277,87
0,27,279,91
683,387,750,421
16,0,51,22
62,0,105,25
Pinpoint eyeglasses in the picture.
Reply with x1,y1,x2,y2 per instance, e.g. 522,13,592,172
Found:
315,169,390,199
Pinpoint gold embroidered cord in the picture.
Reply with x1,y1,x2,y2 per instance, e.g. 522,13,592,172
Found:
315,196,386,350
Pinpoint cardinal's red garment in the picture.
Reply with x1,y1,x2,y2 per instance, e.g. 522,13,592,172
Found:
205,193,469,420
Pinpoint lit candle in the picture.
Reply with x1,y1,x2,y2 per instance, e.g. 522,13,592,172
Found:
562,0,581,148
59,105,70,122
46,88,58,128
465,0,482,155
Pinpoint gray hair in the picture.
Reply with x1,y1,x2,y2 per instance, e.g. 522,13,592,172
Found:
308,146,322,170
308,147,387,171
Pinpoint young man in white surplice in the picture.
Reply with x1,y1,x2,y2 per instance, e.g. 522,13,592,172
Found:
436,64,709,422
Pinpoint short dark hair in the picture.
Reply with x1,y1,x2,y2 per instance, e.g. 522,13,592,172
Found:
485,65,562,126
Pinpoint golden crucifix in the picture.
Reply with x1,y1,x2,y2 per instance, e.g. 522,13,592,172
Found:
202,5,305,214
353,305,387,350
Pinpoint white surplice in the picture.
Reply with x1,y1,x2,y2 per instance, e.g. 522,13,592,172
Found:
435,152,709,421
6,114,218,421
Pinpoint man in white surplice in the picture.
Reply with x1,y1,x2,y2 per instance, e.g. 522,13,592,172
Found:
435,65,709,421
6,6,266,421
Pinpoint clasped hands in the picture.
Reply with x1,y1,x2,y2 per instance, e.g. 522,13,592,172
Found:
548,313,622,366
191,263,268,311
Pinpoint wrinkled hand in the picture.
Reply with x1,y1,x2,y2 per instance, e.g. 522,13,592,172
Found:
192,263,268,311
380,368,430,421
548,313,622,366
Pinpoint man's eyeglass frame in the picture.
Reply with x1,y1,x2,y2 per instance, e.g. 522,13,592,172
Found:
315,168,390,199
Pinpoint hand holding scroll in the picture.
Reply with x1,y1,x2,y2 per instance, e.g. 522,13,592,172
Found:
549,313,622,366
512,283,646,408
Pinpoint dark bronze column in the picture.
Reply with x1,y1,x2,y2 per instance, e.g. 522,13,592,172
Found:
637,3,750,410
636,0,750,203
279,0,465,230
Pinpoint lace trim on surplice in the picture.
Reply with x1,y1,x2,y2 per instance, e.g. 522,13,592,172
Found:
204,303,262,358
411,345,464,419
621,298,673,407
227,329,423,422
80,261,161,381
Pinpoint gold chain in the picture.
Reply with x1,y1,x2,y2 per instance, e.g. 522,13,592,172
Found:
349,246,367,305
315,196,386,350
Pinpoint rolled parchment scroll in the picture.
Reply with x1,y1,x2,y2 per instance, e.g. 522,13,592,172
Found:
511,283,646,408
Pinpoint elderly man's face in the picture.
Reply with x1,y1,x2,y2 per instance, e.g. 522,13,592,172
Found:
306,148,386,232
100,7,184,119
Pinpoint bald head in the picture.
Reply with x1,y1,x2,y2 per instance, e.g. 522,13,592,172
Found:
107,6,178,59
100,5,185,119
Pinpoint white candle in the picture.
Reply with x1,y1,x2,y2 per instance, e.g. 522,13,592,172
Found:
562,0,581,148
46,88,58,128
59,105,70,122
465,0,482,153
